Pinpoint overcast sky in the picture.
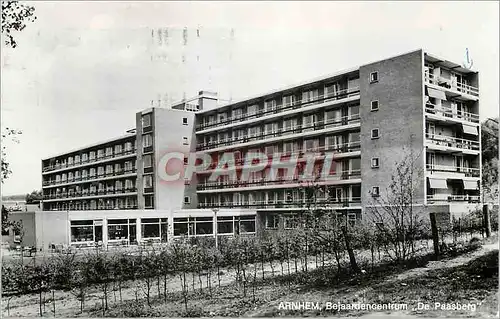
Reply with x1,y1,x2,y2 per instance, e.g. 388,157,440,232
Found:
1,1,499,196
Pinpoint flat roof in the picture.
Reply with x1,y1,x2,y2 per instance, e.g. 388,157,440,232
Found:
424,51,477,74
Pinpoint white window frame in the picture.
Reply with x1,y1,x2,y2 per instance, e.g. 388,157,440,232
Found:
142,134,153,148
370,71,379,83
371,128,380,139
371,100,379,111
142,113,152,128
143,154,152,169
371,157,380,168
183,137,189,145
182,117,188,125
143,175,153,189
184,196,191,204
371,186,380,197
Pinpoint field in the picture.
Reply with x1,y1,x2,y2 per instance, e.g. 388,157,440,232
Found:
2,235,497,318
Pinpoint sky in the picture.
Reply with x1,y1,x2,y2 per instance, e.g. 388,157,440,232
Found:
1,1,499,196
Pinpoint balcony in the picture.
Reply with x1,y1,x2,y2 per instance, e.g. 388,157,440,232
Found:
43,188,138,201
425,104,479,124
42,149,137,174
197,170,362,192
425,134,479,152
426,164,480,178
196,141,361,174
196,114,361,152
196,86,360,132
426,194,480,203
425,73,479,98
42,169,137,188
47,204,138,211
198,197,362,209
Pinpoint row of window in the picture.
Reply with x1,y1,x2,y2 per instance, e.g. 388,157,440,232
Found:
198,185,362,207
198,80,358,129
43,141,135,171
44,161,136,185
69,215,256,244
199,106,360,144
45,197,138,211
369,73,381,198
264,212,358,229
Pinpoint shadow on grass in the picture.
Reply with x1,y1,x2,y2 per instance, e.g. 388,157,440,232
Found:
368,249,499,308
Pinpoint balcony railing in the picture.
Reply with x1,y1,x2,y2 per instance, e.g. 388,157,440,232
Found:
47,204,138,211
425,134,479,151
197,114,361,151
198,197,362,209
43,169,137,187
425,73,479,97
197,141,361,173
196,86,361,131
426,194,480,202
42,149,136,173
425,104,479,124
197,170,362,191
43,188,137,200
426,164,480,177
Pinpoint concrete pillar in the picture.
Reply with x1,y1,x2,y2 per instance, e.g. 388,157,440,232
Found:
102,218,108,248
136,217,142,243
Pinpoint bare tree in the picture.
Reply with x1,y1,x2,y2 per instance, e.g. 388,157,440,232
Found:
368,149,427,263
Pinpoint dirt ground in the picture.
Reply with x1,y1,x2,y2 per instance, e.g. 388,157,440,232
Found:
2,237,498,318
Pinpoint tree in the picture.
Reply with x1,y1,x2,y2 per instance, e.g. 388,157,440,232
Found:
368,150,427,264
1,1,36,48
481,118,499,203
1,128,22,181
25,189,42,204
1,1,36,180
2,204,23,237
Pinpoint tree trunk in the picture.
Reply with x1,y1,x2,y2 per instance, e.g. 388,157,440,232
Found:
341,226,360,273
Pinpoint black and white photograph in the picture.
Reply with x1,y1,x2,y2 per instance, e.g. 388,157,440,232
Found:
1,1,499,318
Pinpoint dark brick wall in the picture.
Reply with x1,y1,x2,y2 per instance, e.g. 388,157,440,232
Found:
359,50,425,208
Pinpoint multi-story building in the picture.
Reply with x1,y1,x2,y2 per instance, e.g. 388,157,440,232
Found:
36,49,481,250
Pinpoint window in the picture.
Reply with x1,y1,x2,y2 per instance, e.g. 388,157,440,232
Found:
143,134,153,148
70,220,103,243
265,99,276,111
371,157,380,168
370,71,378,83
107,219,137,242
247,104,258,116
265,214,279,229
105,147,113,157
142,114,152,128
140,218,167,242
143,154,152,168
182,117,188,125
371,100,379,111
183,137,189,145
114,144,122,155
174,217,214,237
184,196,191,204
144,195,154,208
125,142,133,151
283,214,299,229
143,175,153,189
217,216,233,234
371,128,380,139
371,186,380,197
283,95,295,107
237,215,256,234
